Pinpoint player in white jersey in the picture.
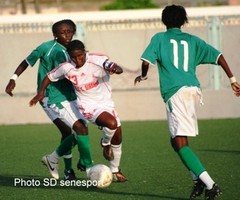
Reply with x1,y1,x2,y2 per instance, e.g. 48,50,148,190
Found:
30,40,127,182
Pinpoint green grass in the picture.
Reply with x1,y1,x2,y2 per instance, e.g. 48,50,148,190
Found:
0,119,240,200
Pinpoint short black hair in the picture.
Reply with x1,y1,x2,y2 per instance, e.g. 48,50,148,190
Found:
162,5,188,29
67,40,85,53
52,19,76,34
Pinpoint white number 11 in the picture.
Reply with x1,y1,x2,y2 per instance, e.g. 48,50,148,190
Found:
170,39,189,72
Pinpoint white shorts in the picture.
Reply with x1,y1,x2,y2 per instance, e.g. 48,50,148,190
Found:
41,97,85,128
79,102,121,127
41,97,57,121
166,86,203,138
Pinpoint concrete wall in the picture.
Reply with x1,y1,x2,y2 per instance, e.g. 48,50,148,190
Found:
1,7,240,125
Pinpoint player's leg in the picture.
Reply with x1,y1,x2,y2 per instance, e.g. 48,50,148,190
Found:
42,122,91,180
81,103,126,180
42,133,75,180
72,119,93,173
170,137,204,199
43,100,93,179
79,104,116,161
110,125,128,182
95,106,127,182
167,87,221,199
96,111,117,161
41,100,74,179
53,118,73,173
97,111,117,145
58,100,93,175
172,137,222,199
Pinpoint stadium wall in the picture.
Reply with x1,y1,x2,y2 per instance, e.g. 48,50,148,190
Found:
1,6,240,124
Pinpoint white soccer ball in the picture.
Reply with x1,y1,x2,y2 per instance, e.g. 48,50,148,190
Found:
88,164,113,188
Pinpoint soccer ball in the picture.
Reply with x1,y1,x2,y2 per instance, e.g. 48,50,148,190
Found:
88,164,113,188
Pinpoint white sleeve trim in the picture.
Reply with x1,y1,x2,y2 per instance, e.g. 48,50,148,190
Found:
140,58,155,66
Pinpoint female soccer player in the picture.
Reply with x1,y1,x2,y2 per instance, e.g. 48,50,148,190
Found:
134,4,240,200
5,20,93,180
29,40,127,182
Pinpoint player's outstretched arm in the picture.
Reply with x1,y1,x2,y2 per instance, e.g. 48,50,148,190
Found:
217,55,240,94
134,60,149,85
5,60,28,96
29,76,52,106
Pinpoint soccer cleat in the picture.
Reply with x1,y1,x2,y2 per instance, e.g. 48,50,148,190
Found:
77,162,92,178
77,162,86,171
64,169,77,181
190,179,205,199
205,184,222,200
112,170,128,182
42,155,59,179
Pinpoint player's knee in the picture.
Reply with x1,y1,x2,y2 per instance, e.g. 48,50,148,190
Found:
107,119,118,130
54,118,72,137
73,119,88,135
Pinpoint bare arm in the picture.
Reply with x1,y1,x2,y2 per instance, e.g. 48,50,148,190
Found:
134,60,149,85
5,60,29,96
29,76,52,106
218,54,240,93
218,55,233,78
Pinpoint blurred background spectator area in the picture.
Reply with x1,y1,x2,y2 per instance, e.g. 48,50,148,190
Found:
0,0,239,15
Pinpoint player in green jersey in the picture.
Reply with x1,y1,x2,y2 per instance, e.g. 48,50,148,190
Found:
134,5,240,200
5,19,93,180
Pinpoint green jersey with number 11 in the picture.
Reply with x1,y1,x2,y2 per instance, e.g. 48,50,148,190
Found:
141,28,221,102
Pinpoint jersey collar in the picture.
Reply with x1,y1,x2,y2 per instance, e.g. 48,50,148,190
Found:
167,28,182,33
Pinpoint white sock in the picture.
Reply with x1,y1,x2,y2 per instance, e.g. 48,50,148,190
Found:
63,154,72,159
49,151,60,163
199,171,215,189
102,127,116,146
109,143,122,173
86,167,91,178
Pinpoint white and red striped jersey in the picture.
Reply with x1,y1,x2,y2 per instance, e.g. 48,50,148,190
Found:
47,53,114,106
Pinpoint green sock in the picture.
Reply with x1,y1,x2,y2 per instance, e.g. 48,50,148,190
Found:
177,152,198,179
177,151,190,171
76,135,93,168
178,146,205,176
56,134,75,170
56,134,75,156
63,152,72,171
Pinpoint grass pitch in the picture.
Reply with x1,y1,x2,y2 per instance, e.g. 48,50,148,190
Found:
0,119,239,200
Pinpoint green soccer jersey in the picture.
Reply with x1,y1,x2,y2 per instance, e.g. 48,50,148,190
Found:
26,40,76,105
141,28,221,102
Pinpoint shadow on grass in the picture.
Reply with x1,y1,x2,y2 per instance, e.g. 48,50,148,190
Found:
0,174,188,200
